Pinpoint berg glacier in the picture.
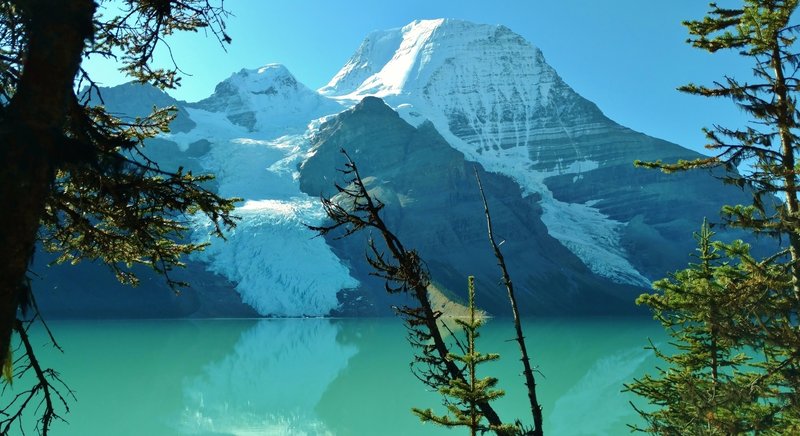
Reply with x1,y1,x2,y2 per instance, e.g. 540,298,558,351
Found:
77,65,352,318
165,66,358,317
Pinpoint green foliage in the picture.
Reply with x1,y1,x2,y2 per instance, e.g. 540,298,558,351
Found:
638,0,800,239
0,1,239,293
630,2,800,433
627,221,781,434
93,0,231,89
39,105,238,289
412,277,514,435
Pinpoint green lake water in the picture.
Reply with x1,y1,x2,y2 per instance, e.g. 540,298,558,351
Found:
10,318,665,435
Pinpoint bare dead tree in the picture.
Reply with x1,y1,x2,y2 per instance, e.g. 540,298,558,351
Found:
0,315,74,436
475,168,544,436
309,149,511,433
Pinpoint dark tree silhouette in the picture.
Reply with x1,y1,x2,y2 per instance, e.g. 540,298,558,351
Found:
475,169,543,436
0,1,236,433
309,150,509,431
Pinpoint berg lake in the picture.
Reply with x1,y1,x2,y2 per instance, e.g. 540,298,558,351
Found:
18,318,664,435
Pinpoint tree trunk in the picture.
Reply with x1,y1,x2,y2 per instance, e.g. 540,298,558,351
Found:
771,42,800,302
0,0,95,366
475,169,544,436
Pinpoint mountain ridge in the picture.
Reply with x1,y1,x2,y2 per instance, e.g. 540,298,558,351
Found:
33,18,765,318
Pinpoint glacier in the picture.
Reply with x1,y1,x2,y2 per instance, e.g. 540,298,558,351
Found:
164,67,358,317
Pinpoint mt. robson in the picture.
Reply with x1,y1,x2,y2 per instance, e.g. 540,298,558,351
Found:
36,19,759,318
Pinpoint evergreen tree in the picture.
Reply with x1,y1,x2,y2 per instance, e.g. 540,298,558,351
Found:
310,151,507,430
635,0,800,289
632,1,800,432
626,221,779,434
413,276,514,435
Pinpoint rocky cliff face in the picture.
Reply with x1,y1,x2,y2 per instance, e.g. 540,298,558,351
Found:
33,20,768,318
299,97,642,315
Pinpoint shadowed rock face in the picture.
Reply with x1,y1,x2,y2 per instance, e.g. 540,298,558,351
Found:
32,251,258,319
298,94,772,315
299,97,643,315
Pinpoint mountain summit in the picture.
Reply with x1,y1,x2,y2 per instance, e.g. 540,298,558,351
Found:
320,19,729,287
321,19,559,103
193,63,342,133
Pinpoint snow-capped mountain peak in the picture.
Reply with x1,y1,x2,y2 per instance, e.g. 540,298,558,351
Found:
227,63,300,94
51,19,759,319
192,63,342,134
320,19,653,286
320,19,561,103
320,19,443,97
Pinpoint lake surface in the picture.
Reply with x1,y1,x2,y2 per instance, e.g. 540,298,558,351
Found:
12,318,665,435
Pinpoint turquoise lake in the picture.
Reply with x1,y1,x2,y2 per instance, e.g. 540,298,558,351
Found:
11,318,665,435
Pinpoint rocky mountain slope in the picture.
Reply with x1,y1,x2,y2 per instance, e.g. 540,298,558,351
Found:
34,19,762,318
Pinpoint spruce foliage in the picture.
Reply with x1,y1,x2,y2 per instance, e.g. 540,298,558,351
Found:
634,0,800,284
631,1,800,433
0,2,235,434
626,221,779,434
413,276,514,435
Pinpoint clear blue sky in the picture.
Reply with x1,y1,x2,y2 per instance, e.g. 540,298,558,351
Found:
85,0,751,154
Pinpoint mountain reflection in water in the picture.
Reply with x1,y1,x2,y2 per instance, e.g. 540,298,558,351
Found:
23,317,662,435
